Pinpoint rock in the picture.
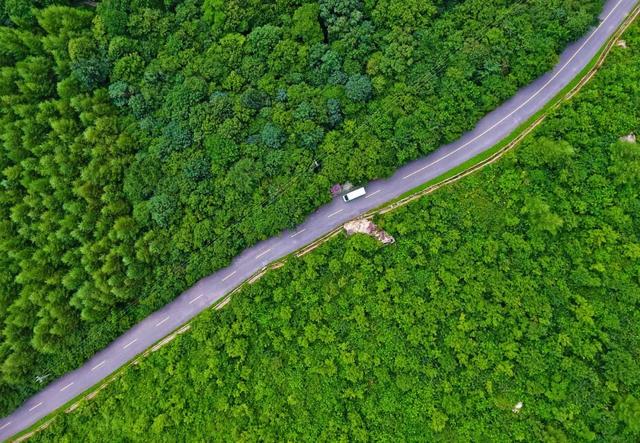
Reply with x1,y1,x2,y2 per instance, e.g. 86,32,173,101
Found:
343,219,395,245
620,133,636,143
512,401,523,413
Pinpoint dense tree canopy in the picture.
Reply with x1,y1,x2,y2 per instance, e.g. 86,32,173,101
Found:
0,0,605,414
32,20,640,442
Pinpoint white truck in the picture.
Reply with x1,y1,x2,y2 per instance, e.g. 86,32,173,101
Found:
342,187,366,202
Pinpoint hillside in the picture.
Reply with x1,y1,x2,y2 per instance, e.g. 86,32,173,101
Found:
0,0,605,413
31,17,640,442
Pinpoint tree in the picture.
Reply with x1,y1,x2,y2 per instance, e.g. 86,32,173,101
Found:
327,98,343,128
148,193,178,228
319,0,364,41
261,123,285,149
616,395,640,434
520,137,575,168
292,4,323,44
68,36,110,90
345,74,372,102
96,0,129,37
521,196,564,235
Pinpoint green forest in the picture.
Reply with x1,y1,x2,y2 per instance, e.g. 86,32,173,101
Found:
0,0,606,413
32,18,640,442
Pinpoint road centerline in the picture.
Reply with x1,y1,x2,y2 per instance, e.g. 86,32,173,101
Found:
189,294,204,305
255,248,272,260
155,316,170,327
91,360,106,371
60,382,74,392
28,402,42,412
364,190,381,199
123,339,138,350
289,228,306,238
222,271,236,281
0,422,11,431
328,209,344,218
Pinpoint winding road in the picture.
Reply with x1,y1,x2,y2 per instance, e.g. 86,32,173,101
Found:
1,0,638,439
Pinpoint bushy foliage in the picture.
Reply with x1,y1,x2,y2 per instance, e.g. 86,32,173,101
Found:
345,73,372,102
0,0,605,415
32,22,640,440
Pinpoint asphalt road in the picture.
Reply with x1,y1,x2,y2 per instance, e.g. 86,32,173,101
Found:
1,0,637,439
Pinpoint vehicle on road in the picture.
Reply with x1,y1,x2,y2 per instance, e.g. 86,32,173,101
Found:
342,187,366,202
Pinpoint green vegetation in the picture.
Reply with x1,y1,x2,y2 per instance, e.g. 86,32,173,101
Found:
32,19,640,442
0,0,606,414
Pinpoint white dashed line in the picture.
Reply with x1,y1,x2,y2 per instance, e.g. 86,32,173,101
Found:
28,402,42,412
255,248,272,260
189,294,204,305
91,361,106,371
60,382,74,392
123,339,138,349
222,271,236,281
364,190,381,199
0,421,11,431
155,316,170,327
328,209,344,218
401,0,626,181
289,228,306,238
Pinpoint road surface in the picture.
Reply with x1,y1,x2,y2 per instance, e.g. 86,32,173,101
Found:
0,0,637,439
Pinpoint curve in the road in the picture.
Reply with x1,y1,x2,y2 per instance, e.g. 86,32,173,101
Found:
1,0,638,439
